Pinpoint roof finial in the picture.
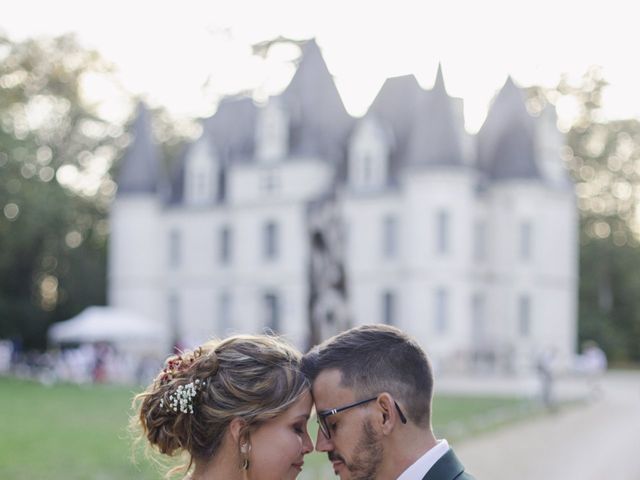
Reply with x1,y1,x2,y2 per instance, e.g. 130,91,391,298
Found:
504,75,517,90
433,62,447,93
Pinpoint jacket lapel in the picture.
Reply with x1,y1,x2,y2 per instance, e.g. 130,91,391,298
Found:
421,448,465,480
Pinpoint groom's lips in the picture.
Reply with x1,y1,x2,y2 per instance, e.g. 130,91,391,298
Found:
329,454,345,473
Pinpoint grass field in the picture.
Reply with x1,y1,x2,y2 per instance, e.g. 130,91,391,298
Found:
0,377,539,479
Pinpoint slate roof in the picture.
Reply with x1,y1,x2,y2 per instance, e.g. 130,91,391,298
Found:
118,43,567,203
364,65,465,184
167,39,355,203
367,74,423,183
116,104,161,195
280,39,354,161
204,96,258,164
404,64,464,167
477,77,540,180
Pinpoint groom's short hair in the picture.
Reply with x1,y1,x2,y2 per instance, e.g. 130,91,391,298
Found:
302,324,433,427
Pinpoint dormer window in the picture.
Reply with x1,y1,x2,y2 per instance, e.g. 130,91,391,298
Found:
256,97,288,163
348,116,391,191
185,136,217,205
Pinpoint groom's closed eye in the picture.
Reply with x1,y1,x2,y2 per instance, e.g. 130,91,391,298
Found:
327,420,338,434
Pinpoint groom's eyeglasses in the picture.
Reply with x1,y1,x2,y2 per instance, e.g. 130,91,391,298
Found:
316,396,407,439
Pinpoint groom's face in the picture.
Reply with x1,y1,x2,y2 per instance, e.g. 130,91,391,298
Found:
311,369,383,480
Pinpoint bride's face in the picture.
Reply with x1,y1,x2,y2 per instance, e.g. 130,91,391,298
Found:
248,391,314,480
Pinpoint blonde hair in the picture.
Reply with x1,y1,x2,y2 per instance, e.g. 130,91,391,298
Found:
131,334,309,476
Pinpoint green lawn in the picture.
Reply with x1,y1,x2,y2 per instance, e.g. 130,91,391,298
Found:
0,377,539,479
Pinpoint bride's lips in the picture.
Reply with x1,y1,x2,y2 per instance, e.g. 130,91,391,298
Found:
292,461,304,470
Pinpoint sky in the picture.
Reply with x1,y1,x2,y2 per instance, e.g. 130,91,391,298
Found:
2,0,638,133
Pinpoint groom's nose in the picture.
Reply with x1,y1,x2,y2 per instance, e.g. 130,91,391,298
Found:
315,427,332,452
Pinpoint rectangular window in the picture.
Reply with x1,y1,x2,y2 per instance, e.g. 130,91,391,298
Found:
263,292,280,332
218,292,232,334
435,287,449,334
436,210,450,255
474,221,486,262
520,221,532,261
263,221,279,260
518,294,531,337
343,221,350,257
382,215,398,259
362,154,372,186
169,228,181,269
196,170,207,199
219,226,232,265
168,292,181,347
382,290,396,325
261,171,280,194
471,293,485,342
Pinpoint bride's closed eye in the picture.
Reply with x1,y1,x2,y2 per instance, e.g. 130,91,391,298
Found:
292,422,306,434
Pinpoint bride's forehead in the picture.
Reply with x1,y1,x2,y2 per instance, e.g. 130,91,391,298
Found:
286,392,313,416
294,390,313,408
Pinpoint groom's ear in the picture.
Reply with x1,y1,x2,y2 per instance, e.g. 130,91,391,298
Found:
377,393,397,435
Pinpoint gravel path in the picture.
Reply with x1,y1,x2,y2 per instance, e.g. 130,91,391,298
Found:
454,371,640,480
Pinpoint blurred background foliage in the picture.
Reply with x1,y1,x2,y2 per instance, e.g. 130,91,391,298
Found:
528,68,640,363
0,34,193,349
0,33,120,348
1,34,639,363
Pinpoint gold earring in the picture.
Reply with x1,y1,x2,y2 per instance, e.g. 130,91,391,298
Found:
240,443,251,470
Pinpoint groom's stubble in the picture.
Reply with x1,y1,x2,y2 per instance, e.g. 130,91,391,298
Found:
329,419,383,480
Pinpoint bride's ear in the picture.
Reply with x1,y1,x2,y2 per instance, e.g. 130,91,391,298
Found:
229,417,246,444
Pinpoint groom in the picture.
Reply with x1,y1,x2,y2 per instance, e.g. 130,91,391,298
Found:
302,324,474,480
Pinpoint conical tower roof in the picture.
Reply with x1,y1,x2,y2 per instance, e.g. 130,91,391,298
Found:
477,77,540,180
405,64,464,167
367,74,423,182
117,103,161,195
281,39,353,160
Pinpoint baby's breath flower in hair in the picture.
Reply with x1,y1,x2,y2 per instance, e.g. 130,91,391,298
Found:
161,379,207,414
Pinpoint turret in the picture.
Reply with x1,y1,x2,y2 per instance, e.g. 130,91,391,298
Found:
108,103,168,348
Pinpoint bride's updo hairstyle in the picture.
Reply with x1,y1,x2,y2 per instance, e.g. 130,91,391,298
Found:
132,334,309,475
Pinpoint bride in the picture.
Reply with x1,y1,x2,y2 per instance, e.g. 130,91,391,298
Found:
132,334,313,479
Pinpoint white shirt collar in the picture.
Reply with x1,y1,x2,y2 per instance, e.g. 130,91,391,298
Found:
396,439,450,480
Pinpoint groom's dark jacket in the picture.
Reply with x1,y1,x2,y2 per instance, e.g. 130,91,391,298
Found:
421,449,475,480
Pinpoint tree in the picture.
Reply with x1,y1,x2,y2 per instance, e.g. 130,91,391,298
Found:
0,34,129,349
528,68,640,363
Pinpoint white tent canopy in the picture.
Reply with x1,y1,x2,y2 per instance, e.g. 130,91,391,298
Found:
49,306,166,346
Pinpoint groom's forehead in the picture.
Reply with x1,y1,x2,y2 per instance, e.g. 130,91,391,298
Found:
312,369,354,406
313,368,344,388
